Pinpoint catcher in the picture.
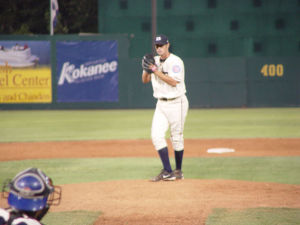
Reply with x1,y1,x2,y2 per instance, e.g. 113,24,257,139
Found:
141,34,189,182
0,167,62,225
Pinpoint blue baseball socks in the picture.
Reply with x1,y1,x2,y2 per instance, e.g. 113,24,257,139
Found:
158,147,184,172
158,147,172,173
175,150,184,170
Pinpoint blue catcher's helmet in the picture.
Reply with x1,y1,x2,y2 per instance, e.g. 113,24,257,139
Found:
5,168,61,212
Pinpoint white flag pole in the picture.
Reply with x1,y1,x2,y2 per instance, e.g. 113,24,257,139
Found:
50,0,58,35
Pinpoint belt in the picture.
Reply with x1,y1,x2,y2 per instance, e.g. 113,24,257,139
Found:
159,97,178,101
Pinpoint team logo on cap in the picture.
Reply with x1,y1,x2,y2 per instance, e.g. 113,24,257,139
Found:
156,37,161,41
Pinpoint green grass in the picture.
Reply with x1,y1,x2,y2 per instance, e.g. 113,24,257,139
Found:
1,157,300,185
42,211,100,225
186,107,300,138
1,108,299,225
0,108,299,142
206,208,300,225
0,110,152,142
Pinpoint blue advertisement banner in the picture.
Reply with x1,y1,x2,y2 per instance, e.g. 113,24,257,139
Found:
56,41,118,102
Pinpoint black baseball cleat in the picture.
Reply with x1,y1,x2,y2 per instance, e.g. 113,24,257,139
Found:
150,169,176,182
174,169,184,180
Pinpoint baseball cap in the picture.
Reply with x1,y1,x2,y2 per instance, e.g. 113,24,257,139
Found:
155,34,169,45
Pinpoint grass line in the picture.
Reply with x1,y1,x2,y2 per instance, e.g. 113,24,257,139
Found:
0,108,299,142
0,157,299,185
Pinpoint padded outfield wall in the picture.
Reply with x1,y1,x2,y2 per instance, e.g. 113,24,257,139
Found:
0,34,299,109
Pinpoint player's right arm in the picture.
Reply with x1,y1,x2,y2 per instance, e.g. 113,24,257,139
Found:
142,70,151,83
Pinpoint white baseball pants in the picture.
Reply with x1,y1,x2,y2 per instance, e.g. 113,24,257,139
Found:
151,94,189,151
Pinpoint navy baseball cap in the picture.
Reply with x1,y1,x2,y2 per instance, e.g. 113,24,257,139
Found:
155,34,169,45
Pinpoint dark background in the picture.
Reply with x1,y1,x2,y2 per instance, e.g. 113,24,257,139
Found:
0,0,97,34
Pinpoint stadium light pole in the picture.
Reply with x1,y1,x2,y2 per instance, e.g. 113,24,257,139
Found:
151,0,157,54
50,0,53,35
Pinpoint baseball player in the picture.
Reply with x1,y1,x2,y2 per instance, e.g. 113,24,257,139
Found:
141,34,189,182
0,168,61,225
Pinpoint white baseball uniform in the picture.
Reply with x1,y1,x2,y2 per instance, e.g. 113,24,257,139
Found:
150,53,189,151
0,208,43,225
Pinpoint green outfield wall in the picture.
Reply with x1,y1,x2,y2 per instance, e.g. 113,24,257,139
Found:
0,34,299,109
98,0,300,58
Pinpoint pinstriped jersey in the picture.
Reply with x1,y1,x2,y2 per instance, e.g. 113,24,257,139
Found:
151,53,186,99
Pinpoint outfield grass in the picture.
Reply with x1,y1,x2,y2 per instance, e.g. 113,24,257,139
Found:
186,107,300,138
0,108,299,142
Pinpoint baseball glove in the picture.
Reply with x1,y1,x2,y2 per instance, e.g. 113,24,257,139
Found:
142,53,155,73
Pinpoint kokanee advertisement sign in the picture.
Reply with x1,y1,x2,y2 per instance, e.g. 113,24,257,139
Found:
0,41,52,103
56,41,119,102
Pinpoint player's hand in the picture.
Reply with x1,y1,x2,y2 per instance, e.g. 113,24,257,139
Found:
149,64,157,72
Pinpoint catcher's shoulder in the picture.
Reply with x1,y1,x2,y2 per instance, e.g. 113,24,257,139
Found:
0,208,43,225
10,217,42,225
0,208,9,221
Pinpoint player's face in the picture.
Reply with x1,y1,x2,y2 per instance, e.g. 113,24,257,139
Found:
155,43,169,57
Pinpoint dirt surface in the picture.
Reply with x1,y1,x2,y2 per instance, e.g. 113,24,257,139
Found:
1,138,300,225
1,138,300,161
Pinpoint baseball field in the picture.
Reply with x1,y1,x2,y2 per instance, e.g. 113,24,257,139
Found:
0,108,300,225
